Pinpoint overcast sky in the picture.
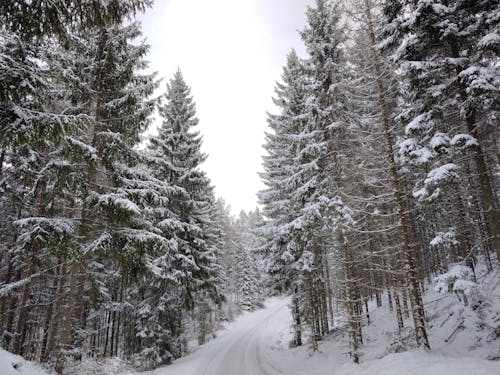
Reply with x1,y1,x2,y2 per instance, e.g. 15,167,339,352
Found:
140,0,314,214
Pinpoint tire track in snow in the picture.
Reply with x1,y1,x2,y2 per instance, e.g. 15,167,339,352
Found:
203,298,288,375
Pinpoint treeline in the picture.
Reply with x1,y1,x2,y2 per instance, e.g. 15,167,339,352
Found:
0,1,264,373
259,0,499,363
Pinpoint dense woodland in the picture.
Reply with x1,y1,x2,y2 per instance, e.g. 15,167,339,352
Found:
260,0,499,364
0,0,498,373
0,1,264,373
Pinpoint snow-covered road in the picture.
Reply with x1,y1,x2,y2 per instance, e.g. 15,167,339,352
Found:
150,298,290,375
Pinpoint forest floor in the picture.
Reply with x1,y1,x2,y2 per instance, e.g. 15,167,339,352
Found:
1,264,499,374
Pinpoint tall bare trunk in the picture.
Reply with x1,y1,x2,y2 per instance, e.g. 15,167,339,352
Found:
42,262,67,363
0,148,4,178
10,151,49,354
55,261,82,374
467,121,500,262
363,0,430,349
338,226,360,363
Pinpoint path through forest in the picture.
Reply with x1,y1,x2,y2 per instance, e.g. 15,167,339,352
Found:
148,297,290,375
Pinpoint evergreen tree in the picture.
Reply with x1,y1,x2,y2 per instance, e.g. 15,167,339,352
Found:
259,49,310,346
381,0,500,265
149,69,222,308
295,0,348,352
234,211,265,311
145,70,224,364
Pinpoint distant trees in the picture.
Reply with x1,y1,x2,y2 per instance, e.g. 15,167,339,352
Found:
216,200,265,318
259,0,498,363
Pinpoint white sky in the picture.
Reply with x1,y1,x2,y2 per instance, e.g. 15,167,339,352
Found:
140,0,314,214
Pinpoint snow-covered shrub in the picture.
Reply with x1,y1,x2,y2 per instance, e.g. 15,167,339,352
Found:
386,327,416,354
429,228,459,249
435,265,482,308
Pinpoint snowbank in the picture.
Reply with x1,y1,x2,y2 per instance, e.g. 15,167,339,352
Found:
0,348,51,375
338,350,499,375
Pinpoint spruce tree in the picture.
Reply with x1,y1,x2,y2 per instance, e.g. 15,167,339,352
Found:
145,70,223,362
259,49,310,346
381,0,500,265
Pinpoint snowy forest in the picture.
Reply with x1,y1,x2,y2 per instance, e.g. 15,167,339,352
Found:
0,0,499,374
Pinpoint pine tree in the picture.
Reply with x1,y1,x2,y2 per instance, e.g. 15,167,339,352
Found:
0,0,151,41
259,49,310,346
50,20,161,373
344,0,433,351
381,0,500,266
260,0,353,353
145,70,223,363
0,14,164,371
259,50,308,292
296,0,349,352
150,69,223,307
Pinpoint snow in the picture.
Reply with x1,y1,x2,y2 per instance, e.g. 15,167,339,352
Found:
429,228,459,248
66,137,98,161
0,348,139,375
91,193,141,215
451,133,479,149
434,265,481,303
453,279,478,296
405,113,432,135
458,66,498,92
138,270,498,375
424,163,459,186
429,132,450,151
0,348,51,375
337,351,499,375
1,267,498,375
0,274,39,297
14,217,75,236
478,33,500,50
431,3,450,16
141,297,291,375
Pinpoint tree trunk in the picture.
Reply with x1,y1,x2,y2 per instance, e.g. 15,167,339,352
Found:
55,262,81,374
292,288,302,346
0,248,15,334
394,289,404,333
305,273,318,352
42,262,67,363
40,267,61,362
338,226,360,363
322,246,335,327
10,261,34,355
449,31,500,263
363,0,430,349
0,148,5,177
468,131,500,262
364,298,370,325
10,166,47,354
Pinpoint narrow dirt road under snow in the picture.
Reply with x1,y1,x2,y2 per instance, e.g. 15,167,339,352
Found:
149,297,290,375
